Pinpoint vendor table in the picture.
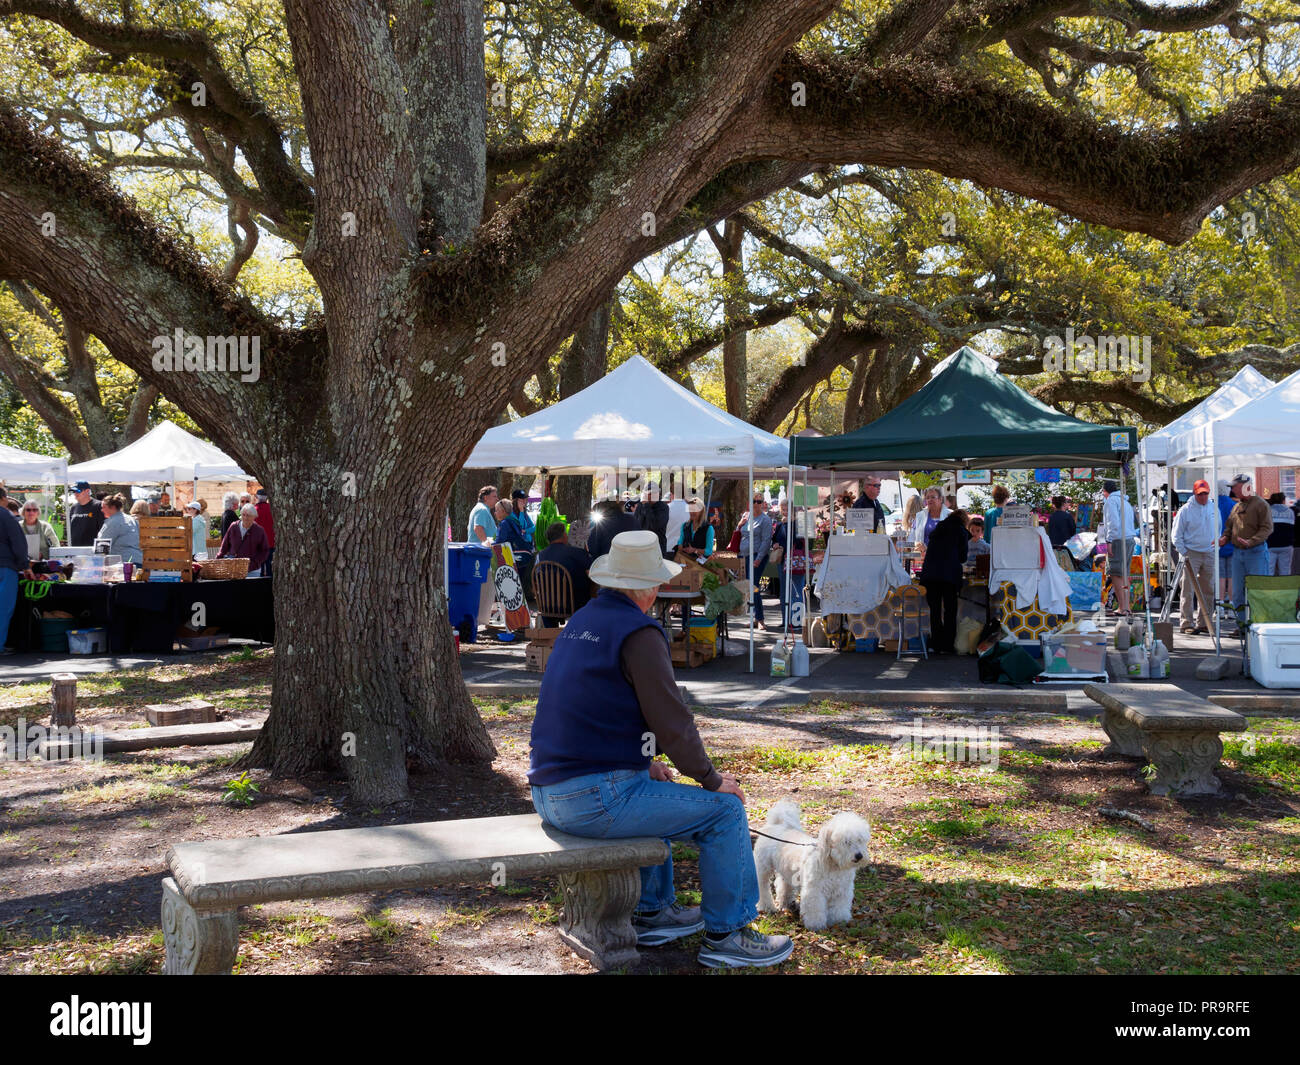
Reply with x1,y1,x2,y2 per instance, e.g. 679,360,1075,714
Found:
6,578,275,654
653,589,730,645
823,582,931,651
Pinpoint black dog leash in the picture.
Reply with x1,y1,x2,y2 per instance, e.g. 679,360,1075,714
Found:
749,827,814,846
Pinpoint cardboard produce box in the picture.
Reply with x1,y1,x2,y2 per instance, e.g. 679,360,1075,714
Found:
525,642,553,673
664,561,706,593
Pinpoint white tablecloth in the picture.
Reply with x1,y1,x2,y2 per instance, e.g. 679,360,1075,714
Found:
814,534,910,614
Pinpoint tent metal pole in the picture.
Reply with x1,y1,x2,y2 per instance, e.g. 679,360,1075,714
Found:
786,464,794,639
748,464,755,673
1138,455,1154,647
1212,454,1221,654
1119,458,1127,624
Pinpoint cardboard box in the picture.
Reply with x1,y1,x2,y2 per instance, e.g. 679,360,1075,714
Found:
525,642,553,673
526,625,564,644
664,567,705,593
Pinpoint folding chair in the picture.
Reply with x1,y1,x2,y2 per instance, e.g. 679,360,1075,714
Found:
1240,575,1300,674
530,561,576,626
893,584,929,661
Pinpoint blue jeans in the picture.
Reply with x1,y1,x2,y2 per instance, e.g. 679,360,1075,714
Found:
1269,547,1293,576
745,554,769,624
0,567,17,649
1231,543,1270,606
531,768,758,934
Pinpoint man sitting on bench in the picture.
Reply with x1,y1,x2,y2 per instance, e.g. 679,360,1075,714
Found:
528,530,793,969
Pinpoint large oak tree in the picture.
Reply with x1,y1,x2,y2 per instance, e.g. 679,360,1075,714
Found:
1,0,1299,803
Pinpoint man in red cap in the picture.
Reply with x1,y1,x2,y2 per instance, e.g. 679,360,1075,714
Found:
1171,479,1220,634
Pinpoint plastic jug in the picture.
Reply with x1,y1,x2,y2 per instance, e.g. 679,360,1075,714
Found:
1130,617,1145,644
791,639,810,677
1115,620,1131,651
1126,644,1149,677
770,643,791,677
1150,639,1171,678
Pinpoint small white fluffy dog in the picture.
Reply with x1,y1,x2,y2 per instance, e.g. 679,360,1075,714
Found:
753,800,871,930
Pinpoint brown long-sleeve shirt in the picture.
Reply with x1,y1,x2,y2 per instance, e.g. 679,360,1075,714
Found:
1225,494,1273,549
620,627,722,791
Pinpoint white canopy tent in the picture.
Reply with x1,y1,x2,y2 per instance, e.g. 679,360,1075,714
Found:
466,355,798,672
1168,366,1300,469
1141,365,1274,469
1165,366,1300,651
466,355,791,473
68,420,248,484
0,442,67,487
1139,366,1273,621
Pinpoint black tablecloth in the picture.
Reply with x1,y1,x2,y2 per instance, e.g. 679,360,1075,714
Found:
7,578,274,653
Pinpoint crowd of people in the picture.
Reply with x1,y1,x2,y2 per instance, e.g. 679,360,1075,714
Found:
466,480,720,629
0,479,277,654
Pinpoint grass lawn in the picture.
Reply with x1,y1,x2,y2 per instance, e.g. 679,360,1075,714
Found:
2,655,1298,974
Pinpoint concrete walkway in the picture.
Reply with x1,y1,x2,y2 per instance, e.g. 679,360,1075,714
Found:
6,617,1298,718
462,617,1300,715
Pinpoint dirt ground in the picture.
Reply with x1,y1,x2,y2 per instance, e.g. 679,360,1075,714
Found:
2,654,1298,974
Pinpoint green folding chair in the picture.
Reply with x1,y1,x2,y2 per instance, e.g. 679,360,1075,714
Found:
1240,575,1300,674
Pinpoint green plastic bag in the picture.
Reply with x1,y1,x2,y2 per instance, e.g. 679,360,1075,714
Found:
533,497,567,550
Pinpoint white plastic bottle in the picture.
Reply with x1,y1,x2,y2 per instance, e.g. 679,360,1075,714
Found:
1115,619,1131,651
791,639,810,677
1127,643,1148,677
1150,639,1170,679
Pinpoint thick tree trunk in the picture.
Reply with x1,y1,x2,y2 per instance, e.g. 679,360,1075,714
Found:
245,388,496,803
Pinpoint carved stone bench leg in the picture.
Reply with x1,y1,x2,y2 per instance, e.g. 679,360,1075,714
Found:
1140,730,1225,797
161,877,239,974
1100,707,1145,758
556,867,641,971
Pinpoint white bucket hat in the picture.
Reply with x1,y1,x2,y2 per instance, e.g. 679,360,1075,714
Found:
589,530,682,589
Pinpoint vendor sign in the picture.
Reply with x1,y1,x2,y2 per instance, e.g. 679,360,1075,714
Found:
491,544,531,630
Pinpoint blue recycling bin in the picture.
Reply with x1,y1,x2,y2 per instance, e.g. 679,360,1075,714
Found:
447,543,493,643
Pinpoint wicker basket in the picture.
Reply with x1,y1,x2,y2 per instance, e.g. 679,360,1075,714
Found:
199,557,250,581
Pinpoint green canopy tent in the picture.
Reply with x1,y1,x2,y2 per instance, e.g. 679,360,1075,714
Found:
785,346,1143,638
788,347,1136,469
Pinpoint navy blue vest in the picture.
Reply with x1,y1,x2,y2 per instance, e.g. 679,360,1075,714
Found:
528,589,667,786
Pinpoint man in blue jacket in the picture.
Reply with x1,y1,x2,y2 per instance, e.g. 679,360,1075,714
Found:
528,530,792,969
0,487,33,654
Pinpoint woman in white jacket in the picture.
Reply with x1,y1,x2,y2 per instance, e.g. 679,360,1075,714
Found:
912,487,951,548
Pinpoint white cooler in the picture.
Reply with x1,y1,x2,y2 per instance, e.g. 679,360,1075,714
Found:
1247,623,1300,688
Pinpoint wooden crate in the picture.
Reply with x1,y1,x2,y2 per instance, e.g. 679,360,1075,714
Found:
138,515,193,582
670,635,714,668
708,551,747,575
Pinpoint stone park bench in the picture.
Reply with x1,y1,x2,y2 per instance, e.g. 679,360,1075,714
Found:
161,813,667,974
1083,683,1247,797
